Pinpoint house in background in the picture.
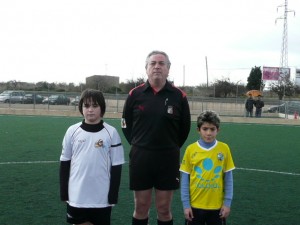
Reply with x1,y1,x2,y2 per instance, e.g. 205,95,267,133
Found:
86,75,119,92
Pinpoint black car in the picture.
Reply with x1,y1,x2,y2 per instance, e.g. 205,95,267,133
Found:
23,93,44,104
42,94,70,105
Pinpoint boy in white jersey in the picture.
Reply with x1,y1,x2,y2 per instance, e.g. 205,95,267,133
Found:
59,89,125,225
180,110,235,225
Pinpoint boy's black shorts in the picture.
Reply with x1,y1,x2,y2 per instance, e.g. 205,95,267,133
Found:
66,204,112,225
185,208,226,225
129,146,180,190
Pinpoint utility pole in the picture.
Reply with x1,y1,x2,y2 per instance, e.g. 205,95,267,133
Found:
183,65,185,87
205,56,208,88
105,64,108,75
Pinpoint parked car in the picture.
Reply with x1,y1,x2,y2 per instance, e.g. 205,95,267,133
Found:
23,93,44,104
0,90,25,103
0,92,10,103
267,104,284,113
267,101,300,115
42,94,70,105
70,96,80,106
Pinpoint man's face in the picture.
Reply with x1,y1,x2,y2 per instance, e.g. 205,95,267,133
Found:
146,54,170,83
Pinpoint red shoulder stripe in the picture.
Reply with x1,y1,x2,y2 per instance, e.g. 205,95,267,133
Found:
129,83,146,96
171,83,187,98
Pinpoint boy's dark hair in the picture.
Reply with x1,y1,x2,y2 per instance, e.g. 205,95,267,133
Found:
197,110,221,129
78,89,106,117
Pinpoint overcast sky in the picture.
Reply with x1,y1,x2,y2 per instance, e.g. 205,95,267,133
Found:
0,0,299,87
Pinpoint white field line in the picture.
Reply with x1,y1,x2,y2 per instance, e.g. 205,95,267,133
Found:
0,160,299,176
236,167,300,176
0,160,58,165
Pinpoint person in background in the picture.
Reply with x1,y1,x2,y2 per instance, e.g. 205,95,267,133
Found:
59,89,125,225
245,94,254,117
180,110,235,225
121,50,191,225
254,95,264,117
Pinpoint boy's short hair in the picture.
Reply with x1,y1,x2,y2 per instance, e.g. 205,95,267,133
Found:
78,89,106,117
197,110,221,129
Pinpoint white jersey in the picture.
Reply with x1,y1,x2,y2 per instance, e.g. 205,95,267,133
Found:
60,121,125,208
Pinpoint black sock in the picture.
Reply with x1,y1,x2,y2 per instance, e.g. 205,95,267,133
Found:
132,217,148,225
157,219,173,225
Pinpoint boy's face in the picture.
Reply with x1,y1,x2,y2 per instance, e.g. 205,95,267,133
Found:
82,98,102,124
198,122,219,143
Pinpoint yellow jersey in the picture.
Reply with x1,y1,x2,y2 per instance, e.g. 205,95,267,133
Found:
180,140,235,209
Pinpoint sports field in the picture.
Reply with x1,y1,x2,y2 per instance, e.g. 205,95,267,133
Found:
0,115,299,225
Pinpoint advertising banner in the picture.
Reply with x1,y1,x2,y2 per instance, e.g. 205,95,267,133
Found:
262,67,290,80
296,69,300,86
296,68,300,78
262,67,280,80
279,67,290,79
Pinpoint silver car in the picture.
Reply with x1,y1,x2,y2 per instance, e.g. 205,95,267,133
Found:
0,90,25,103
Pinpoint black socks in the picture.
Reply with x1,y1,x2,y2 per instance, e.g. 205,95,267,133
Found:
157,219,173,225
132,217,148,225
132,217,173,225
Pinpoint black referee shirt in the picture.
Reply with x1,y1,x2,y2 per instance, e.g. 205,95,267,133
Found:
122,80,191,151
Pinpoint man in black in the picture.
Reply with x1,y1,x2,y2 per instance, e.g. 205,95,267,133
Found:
245,94,254,117
254,95,264,117
122,50,191,225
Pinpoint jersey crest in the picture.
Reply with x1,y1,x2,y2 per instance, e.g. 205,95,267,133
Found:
95,139,103,147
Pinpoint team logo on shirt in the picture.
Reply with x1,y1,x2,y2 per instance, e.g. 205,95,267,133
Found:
138,105,145,111
217,152,224,161
194,158,222,183
167,106,173,114
121,118,126,128
95,139,103,147
191,152,199,159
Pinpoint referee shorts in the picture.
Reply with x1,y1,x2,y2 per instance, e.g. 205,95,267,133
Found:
129,146,180,191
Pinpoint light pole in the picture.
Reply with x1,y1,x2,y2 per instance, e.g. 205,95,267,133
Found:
236,80,242,104
97,81,101,91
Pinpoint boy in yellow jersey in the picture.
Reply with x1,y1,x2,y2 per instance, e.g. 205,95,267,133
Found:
180,110,235,225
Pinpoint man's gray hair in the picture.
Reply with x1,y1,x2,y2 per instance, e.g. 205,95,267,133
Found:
145,50,171,69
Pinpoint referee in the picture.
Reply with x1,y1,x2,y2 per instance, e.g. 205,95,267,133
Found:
122,50,191,225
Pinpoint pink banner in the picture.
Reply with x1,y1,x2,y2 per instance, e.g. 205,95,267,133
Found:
262,67,279,80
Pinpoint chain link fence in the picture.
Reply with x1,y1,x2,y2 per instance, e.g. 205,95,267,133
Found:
1,90,300,118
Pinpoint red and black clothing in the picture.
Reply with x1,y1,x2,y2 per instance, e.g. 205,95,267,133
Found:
122,80,191,191
122,80,191,151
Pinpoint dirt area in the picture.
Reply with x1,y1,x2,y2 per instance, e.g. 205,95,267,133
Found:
1,105,300,126
0,102,300,125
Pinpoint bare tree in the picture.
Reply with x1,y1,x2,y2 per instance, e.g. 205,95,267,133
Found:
270,77,295,100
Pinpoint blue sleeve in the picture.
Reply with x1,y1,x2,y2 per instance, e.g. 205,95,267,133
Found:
224,170,233,207
181,172,191,209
